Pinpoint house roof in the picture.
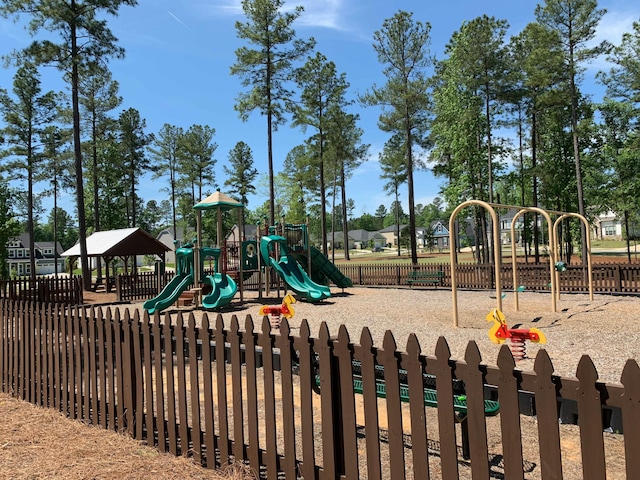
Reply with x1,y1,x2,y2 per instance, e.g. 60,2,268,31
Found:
378,224,409,234
61,228,170,258
350,229,386,242
12,233,64,257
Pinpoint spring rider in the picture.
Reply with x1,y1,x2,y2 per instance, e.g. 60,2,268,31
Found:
259,294,296,330
486,308,546,361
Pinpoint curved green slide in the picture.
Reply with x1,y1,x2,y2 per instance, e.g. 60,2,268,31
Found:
143,272,194,315
291,246,353,288
260,235,331,302
201,273,237,310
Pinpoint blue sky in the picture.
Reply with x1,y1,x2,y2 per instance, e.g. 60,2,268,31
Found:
1,0,639,221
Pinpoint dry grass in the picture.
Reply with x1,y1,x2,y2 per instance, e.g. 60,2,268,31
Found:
0,394,256,480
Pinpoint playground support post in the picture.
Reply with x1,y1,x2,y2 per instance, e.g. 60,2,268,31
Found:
509,207,556,313
553,214,593,302
449,200,502,328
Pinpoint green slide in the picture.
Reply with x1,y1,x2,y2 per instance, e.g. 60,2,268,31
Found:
143,272,194,315
201,273,237,310
292,246,353,288
260,236,331,302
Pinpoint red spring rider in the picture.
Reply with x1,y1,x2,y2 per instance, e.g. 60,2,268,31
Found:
259,294,296,330
486,309,546,361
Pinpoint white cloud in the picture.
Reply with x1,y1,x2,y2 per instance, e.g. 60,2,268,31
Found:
294,0,347,30
587,6,640,71
197,0,243,17
199,0,348,30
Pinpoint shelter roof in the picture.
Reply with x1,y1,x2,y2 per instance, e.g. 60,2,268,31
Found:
61,228,170,258
193,190,243,211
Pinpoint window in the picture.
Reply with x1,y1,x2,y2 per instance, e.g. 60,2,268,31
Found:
604,225,616,236
17,250,23,258
8,250,14,258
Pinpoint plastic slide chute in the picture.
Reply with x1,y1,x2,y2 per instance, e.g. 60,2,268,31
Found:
201,272,237,310
291,246,352,288
144,244,196,315
260,235,331,302
143,272,194,315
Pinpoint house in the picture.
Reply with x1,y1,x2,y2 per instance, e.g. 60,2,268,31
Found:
156,227,189,264
377,224,408,247
6,233,66,276
428,220,450,250
325,231,356,250
378,224,434,249
592,212,623,241
348,229,387,249
226,224,259,243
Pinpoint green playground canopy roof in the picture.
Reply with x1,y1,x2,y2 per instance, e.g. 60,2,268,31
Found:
193,190,243,211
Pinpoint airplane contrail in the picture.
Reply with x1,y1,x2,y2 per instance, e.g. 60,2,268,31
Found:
168,11,192,31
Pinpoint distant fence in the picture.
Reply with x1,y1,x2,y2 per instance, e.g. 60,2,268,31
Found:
113,263,640,304
0,277,83,305
338,262,640,294
2,300,639,479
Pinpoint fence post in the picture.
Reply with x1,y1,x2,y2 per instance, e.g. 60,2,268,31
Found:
115,276,122,303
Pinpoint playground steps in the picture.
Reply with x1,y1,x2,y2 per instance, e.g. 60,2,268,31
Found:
177,289,198,307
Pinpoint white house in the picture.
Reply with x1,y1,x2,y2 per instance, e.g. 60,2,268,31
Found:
592,212,624,241
7,233,65,276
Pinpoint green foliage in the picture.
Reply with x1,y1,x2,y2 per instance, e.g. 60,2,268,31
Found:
231,0,315,225
0,179,22,279
361,10,434,264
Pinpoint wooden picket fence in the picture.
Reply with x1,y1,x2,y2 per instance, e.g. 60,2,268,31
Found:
2,299,639,479
339,262,640,293
0,276,83,304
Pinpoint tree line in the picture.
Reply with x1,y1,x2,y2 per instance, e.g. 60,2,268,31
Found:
0,0,639,284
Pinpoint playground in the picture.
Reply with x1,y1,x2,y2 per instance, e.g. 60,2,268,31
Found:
6,193,639,479
134,194,639,383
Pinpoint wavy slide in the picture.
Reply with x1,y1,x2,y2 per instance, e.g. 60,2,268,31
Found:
143,272,194,315
260,236,331,302
201,273,237,310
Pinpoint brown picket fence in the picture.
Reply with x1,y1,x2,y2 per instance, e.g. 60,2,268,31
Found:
2,299,640,479
338,262,640,293
0,276,83,304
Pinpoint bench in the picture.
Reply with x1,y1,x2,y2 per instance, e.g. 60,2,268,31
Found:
406,270,444,288
313,359,500,459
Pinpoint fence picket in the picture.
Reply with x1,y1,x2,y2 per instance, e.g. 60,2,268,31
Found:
356,327,383,480
228,316,245,465
495,345,524,480
214,314,230,465
533,350,563,479
175,313,189,456
462,341,490,480
621,359,640,479
405,334,430,478
434,336,459,479
242,315,259,473
296,319,317,480
187,313,202,465
576,356,606,480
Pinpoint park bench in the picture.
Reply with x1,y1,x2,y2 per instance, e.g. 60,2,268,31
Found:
313,359,500,459
406,270,444,288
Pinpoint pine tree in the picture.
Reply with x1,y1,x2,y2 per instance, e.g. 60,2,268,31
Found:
231,0,315,226
1,0,138,289
360,11,433,265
